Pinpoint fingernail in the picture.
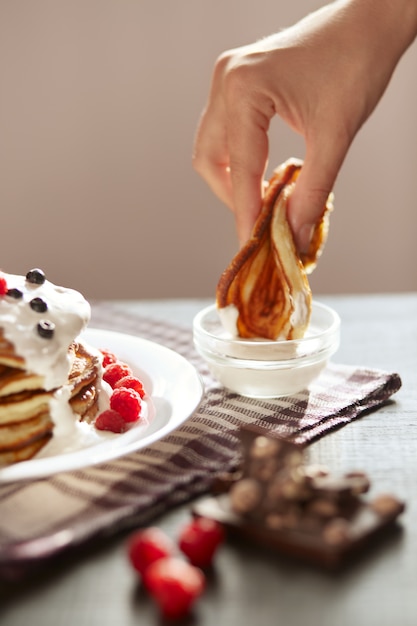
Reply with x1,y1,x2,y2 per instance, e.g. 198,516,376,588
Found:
297,223,315,254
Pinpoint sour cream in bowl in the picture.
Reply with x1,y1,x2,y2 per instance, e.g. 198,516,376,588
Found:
193,301,340,398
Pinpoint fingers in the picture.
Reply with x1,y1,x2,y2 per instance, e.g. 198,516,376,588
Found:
226,101,270,245
193,53,236,212
194,107,268,245
193,109,234,212
288,134,349,253
193,51,273,246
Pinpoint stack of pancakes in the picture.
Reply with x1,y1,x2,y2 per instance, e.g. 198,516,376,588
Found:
0,330,101,466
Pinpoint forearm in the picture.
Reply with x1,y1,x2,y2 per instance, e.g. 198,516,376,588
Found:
353,0,417,42
334,0,417,62
269,0,417,130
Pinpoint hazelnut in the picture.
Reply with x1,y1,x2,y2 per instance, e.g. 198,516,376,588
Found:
229,478,262,515
370,494,405,518
250,436,281,460
322,518,351,545
307,498,339,519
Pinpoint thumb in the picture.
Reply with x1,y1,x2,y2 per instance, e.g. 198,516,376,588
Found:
288,145,345,253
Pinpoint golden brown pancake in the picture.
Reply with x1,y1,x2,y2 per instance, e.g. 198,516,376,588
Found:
0,435,52,466
0,339,102,466
70,380,100,423
0,389,53,426
0,366,44,397
0,329,26,369
216,158,333,340
68,341,101,397
68,340,102,423
0,412,53,452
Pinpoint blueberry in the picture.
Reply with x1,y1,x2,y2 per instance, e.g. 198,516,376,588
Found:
6,288,23,299
37,320,55,339
30,297,48,313
26,268,46,285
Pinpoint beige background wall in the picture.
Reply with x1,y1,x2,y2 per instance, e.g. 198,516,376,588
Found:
1,0,416,301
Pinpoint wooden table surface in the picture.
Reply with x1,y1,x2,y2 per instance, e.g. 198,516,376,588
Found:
1,293,416,626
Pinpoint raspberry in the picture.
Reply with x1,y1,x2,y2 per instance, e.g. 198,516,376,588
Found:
0,276,8,296
110,387,142,422
145,557,205,619
95,409,128,433
114,375,145,398
127,527,176,578
178,517,225,568
103,361,132,388
100,348,118,368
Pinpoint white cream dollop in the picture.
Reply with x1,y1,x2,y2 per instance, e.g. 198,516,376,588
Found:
217,304,240,338
0,271,91,390
218,299,309,341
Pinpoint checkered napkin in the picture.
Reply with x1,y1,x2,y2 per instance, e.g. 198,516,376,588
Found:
0,303,401,578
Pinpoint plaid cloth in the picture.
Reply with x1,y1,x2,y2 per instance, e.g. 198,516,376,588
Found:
0,303,401,579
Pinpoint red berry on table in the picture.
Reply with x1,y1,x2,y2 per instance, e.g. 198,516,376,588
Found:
94,409,127,433
103,361,133,388
114,375,145,398
145,557,205,619
178,517,225,568
110,387,142,422
127,527,176,578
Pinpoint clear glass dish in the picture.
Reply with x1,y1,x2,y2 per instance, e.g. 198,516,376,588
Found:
193,301,340,398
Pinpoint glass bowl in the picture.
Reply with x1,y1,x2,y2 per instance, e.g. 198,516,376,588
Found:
193,301,340,398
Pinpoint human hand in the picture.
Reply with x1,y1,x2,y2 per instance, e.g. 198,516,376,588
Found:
193,0,417,251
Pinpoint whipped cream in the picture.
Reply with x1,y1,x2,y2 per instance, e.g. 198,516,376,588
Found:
0,270,91,390
218,299,309,341
289,291,310,332
217,304,240,338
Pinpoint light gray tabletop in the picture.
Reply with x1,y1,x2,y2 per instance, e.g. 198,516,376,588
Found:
1,293,417,626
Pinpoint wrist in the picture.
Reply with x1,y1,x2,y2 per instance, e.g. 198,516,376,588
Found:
343,0,417,54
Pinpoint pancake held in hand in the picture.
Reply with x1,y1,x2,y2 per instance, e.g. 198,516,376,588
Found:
216,158,333,340
0,268,104,466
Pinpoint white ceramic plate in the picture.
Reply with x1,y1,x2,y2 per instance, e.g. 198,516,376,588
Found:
0,328,204,483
